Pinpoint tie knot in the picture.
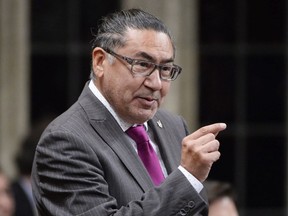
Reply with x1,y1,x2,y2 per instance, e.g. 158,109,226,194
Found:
126,125,149,144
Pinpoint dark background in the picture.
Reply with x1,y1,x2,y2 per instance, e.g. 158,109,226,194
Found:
31,0,287,215
199,1,286,215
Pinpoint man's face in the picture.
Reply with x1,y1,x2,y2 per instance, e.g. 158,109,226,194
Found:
0,174,14,216
209,196,239,216
94,29,174,124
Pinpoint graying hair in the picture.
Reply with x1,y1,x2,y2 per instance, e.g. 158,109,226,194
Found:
90,8,175,79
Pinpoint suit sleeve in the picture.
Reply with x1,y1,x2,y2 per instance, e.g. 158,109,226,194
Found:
32,128,207,216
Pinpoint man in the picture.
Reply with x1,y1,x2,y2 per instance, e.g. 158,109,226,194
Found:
32,9,226,216
12,116,51,216
204,181,239,216
0,168,15,216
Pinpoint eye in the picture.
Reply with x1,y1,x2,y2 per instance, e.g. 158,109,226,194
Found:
137,61,153,69
159,65,172,77
132,61,154,73
161,65,173,72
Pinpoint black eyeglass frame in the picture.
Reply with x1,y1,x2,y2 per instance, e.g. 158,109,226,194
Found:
104,49,182,81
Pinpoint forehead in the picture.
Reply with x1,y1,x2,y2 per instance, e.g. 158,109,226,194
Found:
121,28,174,58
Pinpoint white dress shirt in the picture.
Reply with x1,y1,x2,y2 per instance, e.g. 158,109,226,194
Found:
88,80,203,193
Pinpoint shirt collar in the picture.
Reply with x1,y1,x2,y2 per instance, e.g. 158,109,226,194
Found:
88,80,148,131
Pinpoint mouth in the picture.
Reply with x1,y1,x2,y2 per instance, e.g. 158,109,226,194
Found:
137,96,159,107
140,96,158,101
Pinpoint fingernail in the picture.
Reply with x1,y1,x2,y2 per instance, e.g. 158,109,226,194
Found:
220,123,227,129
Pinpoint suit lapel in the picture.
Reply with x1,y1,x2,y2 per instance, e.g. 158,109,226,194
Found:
91,116,154,191
148,114,182,174
78,84,153,191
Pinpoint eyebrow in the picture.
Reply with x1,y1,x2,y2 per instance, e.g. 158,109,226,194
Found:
134,51,174,64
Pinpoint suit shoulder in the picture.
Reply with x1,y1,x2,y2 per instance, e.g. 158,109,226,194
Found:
43,102,88,134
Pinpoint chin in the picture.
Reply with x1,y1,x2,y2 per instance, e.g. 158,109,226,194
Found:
139,111,157,123
127,113,153,124
124,106,158,124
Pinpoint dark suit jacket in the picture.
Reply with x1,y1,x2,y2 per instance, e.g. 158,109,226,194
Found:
12,181,36,216
32,83,208,216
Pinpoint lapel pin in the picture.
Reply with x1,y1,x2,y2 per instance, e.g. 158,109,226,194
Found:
157,120,163,128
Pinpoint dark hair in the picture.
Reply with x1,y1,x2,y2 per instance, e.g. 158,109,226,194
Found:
90,8,175,79
204,180,237,204
15,115,54,175
91,8,174,51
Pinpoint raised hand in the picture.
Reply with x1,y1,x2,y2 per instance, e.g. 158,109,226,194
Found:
180,123,227,182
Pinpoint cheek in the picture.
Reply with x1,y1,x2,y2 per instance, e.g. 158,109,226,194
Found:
0,194,13,209
103,77,134,105
160,83,170,99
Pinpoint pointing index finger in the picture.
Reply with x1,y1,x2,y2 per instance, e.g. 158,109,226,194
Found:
192,123,227,139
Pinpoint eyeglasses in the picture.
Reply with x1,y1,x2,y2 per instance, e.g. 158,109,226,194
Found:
105,49,182,81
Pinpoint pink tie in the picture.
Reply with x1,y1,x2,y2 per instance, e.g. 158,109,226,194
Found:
126,125,164,186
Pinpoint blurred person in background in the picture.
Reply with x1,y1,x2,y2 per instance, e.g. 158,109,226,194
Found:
0,167,15,216
204,180,239,216
12,116,53,216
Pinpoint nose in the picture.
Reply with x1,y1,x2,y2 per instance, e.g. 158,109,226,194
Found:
144,67,162,90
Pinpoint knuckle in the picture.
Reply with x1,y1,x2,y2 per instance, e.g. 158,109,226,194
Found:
212,151,221,162
207,133,216,140
182,136,190,146
199,126,208,134
215,152,221,161
182,138,199,150
213,140,220,148
195,151,206,161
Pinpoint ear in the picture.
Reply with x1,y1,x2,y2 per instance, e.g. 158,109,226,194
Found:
92,47,106,78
